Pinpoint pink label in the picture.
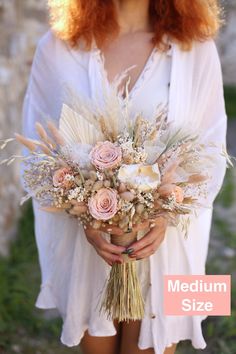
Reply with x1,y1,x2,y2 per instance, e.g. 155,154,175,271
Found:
164,275,231,316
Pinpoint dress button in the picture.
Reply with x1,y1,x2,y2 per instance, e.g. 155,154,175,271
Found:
151,314,156,319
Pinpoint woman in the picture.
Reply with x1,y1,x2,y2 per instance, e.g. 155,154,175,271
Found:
21,0,227,353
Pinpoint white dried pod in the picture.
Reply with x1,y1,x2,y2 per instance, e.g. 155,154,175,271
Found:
73,205,87,214
74,176,82,186
112,214,120,222
135,203,145,215
154,199,163,208
118,182,127,193
92,180,104,191
118,218,129,229
69,209,80,216
92,220,102,229
70,200,80,206
60,202,72,209
84,179,94,189
81,169,90,179
123,155,134,164
133,213,140,224
89,170,98,181
153,192,160,199
103,180,111,188
119,191,135,202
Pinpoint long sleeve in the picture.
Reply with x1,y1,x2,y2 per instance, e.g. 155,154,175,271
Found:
169,39,227,211
196,41,227,207
20,31,63,192
19,32,77,308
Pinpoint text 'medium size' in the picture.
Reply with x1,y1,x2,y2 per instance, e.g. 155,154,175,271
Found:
164,275,231,316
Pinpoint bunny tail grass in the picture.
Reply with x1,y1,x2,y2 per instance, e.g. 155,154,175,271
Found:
100,261,145,322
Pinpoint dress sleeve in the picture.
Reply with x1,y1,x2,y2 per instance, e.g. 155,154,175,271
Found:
195,40,228,208
19,33,81,309
20,31,62,192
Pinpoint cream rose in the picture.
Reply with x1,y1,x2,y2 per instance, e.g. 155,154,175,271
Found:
53,167,74,189
117,163,161,192
88,188,118,220
90,141,122,170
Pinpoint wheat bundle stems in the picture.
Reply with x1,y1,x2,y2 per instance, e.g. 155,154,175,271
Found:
100,233,145,322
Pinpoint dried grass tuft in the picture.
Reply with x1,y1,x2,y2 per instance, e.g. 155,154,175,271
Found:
100,261,144,322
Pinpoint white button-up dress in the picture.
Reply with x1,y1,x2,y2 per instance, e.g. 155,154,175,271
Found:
21,30,227,354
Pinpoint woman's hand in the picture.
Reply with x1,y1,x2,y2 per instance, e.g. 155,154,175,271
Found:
126,217,168,260
84,226,126,266
83,220,152,266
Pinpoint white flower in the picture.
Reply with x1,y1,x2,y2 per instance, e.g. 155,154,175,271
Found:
61,143,92,168
117,163,161,192
67,186,85,201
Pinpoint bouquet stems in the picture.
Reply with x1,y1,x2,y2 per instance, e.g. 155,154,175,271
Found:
100,233,145,322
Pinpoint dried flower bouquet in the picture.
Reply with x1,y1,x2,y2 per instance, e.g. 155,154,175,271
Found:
1,87,231,322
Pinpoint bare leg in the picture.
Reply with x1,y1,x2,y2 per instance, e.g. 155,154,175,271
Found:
163,344,177,354
80,321,121,354
120,321,177,354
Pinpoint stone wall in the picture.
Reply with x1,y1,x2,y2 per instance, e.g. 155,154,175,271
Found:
0,0,235,255
217,0,236,85
0,0,47,255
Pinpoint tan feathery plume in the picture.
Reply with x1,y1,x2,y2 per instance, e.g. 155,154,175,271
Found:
35,122,56,149
36,142,52,155
98,116,113,141
188,174,208,184
47,120,66,146
35,122,48,140
14,133,37,151
39,206,68,212
147,125,158,142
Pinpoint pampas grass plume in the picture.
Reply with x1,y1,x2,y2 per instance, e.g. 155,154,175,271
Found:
14,133,37,151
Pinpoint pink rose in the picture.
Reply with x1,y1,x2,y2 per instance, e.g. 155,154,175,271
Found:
53,167,74,189
90,141,122,170
158,184,184,203
88,188,118,220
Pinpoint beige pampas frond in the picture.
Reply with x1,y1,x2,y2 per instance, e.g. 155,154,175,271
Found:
63,86,100,127
62,76,131,142
35,122,48,141
47,120,66,146
36,142,52,155
39,205,70,212
188,174,208,184
98,116,114,141
35,122,56,149
14,133,37,152
95,68,134,137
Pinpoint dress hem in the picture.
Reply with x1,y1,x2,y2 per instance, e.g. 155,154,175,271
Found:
35,283,57,309
35,286,208,352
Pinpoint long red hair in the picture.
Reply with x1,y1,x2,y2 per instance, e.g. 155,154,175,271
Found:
48,0,222,50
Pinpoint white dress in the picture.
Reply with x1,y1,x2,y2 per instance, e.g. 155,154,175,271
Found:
20,30,227,354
